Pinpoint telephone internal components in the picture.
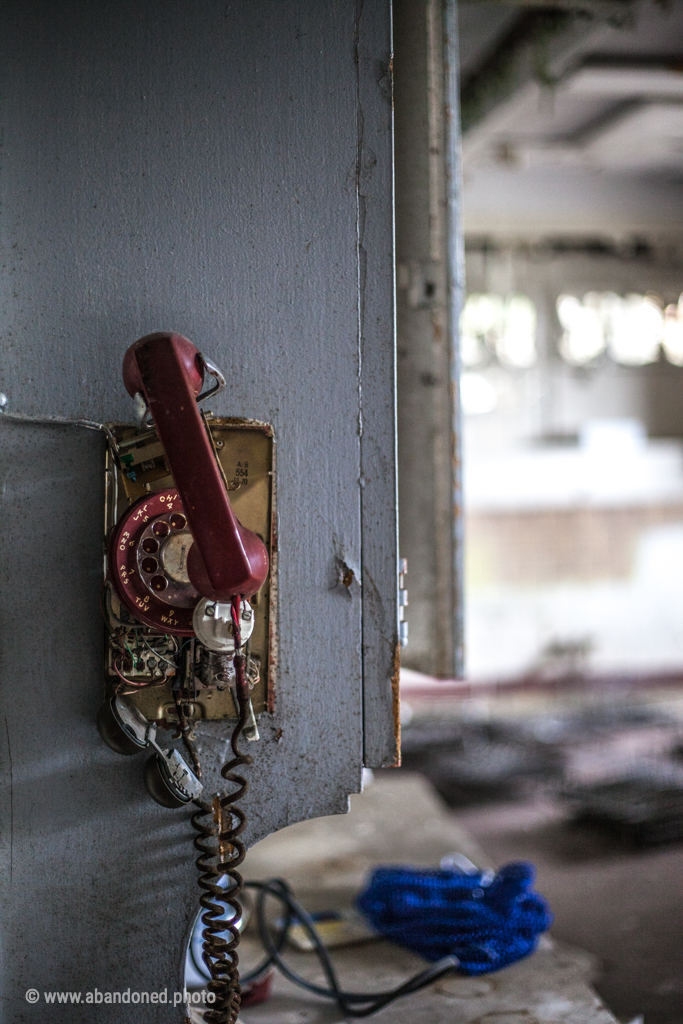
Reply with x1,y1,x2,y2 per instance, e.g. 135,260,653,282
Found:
103,416,274,727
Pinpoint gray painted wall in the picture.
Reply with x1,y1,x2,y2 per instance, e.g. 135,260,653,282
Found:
0,2,395,1019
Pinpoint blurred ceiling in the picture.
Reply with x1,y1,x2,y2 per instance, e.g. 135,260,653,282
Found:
459,0,683,240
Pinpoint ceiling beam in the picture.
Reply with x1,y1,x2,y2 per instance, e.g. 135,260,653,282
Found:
460,0,638,9
460,2,639,133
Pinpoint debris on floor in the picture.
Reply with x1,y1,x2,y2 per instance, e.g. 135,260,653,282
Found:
561,760,683,845
400,719,566,804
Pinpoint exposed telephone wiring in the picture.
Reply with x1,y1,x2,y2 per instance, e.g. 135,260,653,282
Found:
111,658,146,691
139,631,178,668
99,588,178,694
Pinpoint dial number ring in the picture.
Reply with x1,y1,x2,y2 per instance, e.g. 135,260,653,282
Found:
109,489,197,635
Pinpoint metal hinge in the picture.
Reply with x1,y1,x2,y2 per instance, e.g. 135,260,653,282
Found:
399,557,408,648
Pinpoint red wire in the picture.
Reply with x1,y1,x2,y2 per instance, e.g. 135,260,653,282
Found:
231,595,242,651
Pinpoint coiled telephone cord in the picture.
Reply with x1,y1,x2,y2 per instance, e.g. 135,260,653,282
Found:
191,597,252,1024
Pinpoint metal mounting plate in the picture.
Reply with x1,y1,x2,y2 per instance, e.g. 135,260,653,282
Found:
103,416,276,724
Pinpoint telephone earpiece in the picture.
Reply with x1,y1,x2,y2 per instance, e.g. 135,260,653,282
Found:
143,752,196,809
96,697,147,756
98,695,202,807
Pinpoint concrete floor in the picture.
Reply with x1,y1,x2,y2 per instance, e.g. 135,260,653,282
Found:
454,794,683,1024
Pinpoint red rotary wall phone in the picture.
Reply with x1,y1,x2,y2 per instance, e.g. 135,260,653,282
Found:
97,332,277,1021
97,332,273,808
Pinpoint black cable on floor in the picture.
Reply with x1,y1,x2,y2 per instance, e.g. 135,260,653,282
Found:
191,877,460,1018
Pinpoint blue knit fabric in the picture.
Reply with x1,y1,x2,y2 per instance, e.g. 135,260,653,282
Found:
356,861,552,975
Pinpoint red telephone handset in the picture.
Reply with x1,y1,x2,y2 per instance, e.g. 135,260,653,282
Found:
110,332,269,634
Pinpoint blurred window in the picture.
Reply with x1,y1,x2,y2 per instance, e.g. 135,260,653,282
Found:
460,293,537,369
557,291,674,367
557,293,607,365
